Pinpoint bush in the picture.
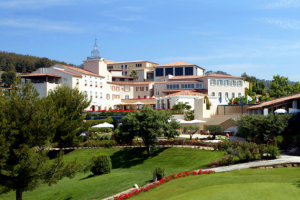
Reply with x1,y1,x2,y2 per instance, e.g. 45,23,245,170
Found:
89,127,112,133
154,167,165,180
91,154,112,175
84,140,116,148
266,145,280,159
96,133,112,140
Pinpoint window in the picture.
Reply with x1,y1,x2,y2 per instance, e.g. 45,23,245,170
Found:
112,94,115,100
210,79,216,85
238,93,242,98
212,92,215,96
90,91,92,98
146,87,148,91
124,65,128,70
100,82,103,88
155,68,164,77
100,92,103,98
136,87,140,91
165,68,173,75
144,95,147,98
230,80,233,86
175,67,183,76
218,92,222,99
117,87,119,91
55,79,58,84
196,83,203,89
181,84,194,89
156,89,159,95
167,84,179,90
141,87,144,91
220,80,223,85
90,80,92,86
112,86,115,91
95,92,98,98
121,65,123,70
232,92,235,98
63,78,67,83
224,80,228,86
106,94,110,100
124,72,128,76
217,80,220,85
125,86,129,91
138,95,140,99
225,92,229,99
76,79,79,84
95,81,98,87
125,95,129,99
185,67,193,75
85,80,87,86
233,80,236,86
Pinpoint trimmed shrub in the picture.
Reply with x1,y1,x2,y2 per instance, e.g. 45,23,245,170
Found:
91,154,112,175
84,140,116,147
155,167,165,180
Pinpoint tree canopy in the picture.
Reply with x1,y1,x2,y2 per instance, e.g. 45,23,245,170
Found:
119,107,179,154
130,70,139,79
0,83,80,200
205,125,223,139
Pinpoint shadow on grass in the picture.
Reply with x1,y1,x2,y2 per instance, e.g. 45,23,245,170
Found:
110,147,169,169
79,174,95,181
294,180,300,188
64,198,72,200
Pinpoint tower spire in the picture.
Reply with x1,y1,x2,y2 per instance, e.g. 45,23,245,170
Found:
87,38,101,60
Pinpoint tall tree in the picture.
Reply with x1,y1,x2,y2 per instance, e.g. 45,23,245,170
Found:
205,125,223,139
0,83,79,200
47,85,91,148
183,125,200,140
269,75,291,98
119,107,177,154
1,71,16,87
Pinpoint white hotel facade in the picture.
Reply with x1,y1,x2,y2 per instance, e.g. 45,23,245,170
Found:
19,41,249,111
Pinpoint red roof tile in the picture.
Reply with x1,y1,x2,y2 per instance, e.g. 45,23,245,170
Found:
164,90,207,97
110,81,155,85
18,73,61,78
59,64,105,78
248,93,300,110
155,80,203,84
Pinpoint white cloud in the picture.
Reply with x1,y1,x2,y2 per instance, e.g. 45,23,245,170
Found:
261,18,300,30
263,0,300,9
0,18,82,32
102,6,143,21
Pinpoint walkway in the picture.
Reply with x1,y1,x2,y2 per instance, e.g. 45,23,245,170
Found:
208,154,300,172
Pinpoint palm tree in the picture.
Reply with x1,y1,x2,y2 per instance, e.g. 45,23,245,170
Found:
130,70,139,79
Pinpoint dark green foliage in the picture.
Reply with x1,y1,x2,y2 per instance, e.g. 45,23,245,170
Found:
172,102,191,113
183,125,200,140
154,167,165,180
88,127,112,133
237,114,291,143
205,125,223,139
83,140,116,147
0,51,75,73
48,85,91,148
119,107,176,154
164,120,181,139
241,72,266,95
0,83,80,200
269,75,300,98
210,140,279,166
91,154,112,175
204,96,211,110
1,71,16,86
130,70,139,79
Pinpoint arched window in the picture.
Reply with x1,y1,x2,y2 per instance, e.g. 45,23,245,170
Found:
100,92,103,98
90,80,92,86
225,92,229,99
95,81,98,87
238,93,241,98
90,91,92,98
100,82,103,88
95,92,98,98
85,80,87,86
125,95,129,99
232,92,235,98
212,92,215,96
218,92,222,99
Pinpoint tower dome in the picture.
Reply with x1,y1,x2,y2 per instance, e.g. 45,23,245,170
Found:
87,39,101,60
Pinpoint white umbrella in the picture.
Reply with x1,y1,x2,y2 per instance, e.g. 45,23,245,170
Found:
91,122,114,128
132,102,144,105
274,109,287,114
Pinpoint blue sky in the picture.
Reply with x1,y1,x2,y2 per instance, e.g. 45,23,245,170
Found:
1,0,300,81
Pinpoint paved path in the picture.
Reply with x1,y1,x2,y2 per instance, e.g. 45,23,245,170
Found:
208,154,300,172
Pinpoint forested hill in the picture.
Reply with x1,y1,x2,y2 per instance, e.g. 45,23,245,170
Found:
0,51,75,73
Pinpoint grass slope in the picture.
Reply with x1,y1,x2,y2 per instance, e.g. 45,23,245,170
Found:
0,147,223,200
131,167,300,200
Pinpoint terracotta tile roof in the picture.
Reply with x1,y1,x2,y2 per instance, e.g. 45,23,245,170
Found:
164,90,207,97
248,93,300,110
110,81,155,85
55,69,81,77
59,64,105,78
155,61,205,70
170,75,204,80
162,89,207,93
205,74,244,79
112,76,136,79
18,73,61,78
155,80,203,84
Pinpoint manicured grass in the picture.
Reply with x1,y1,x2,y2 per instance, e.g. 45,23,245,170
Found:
131,167,300,200
0,147,223,200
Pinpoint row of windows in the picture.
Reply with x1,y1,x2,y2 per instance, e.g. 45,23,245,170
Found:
210,79,243,87
156,67,194,77
136,63,142,67
84,80,103,87
111,86,120,91
136,86,149,91
166,83,203,90
211,92,242,99
120,65,128,70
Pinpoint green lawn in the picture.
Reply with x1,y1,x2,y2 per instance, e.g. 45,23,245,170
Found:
0,147,223,200
131,167,300,200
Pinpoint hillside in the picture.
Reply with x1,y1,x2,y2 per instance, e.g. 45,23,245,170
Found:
0,51,75,73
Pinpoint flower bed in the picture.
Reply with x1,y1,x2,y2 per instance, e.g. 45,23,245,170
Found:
113,170,215,200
